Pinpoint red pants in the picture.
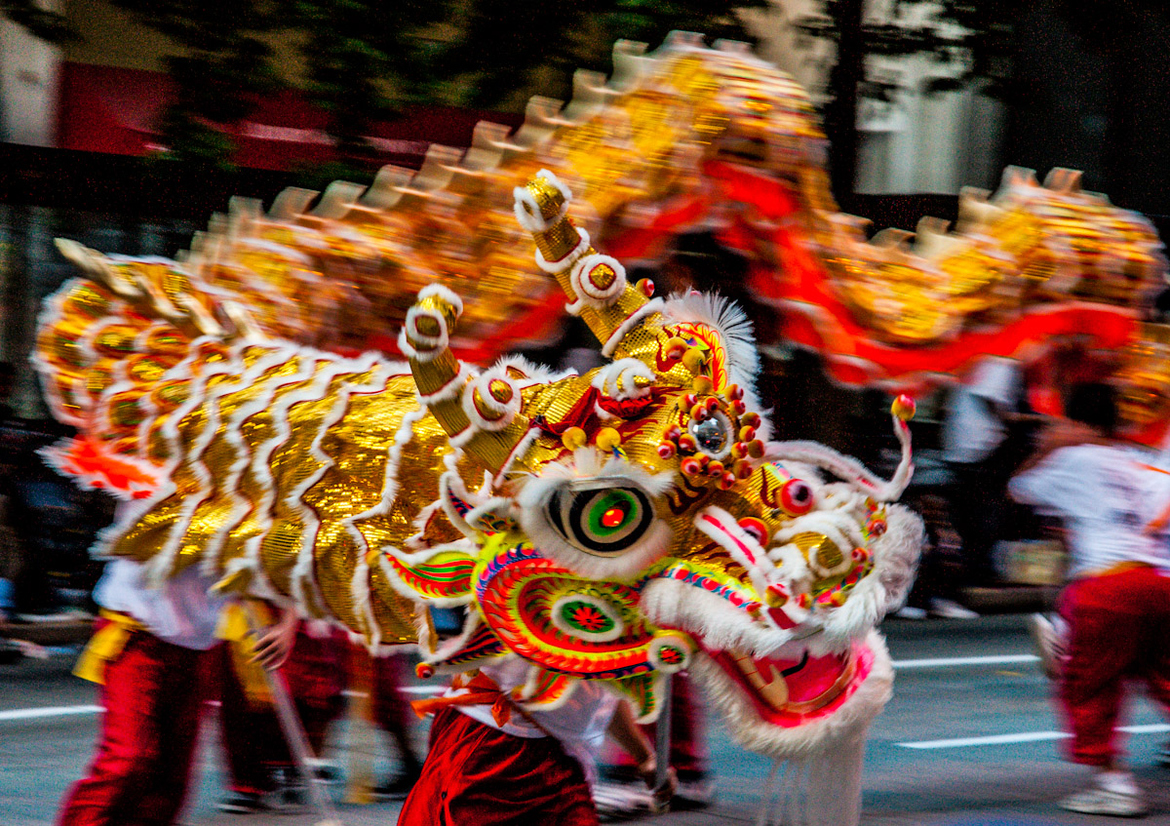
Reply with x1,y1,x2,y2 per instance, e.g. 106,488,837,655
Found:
372,652,411,733
57,626,210,826
398,708,597,826
1058,567,1170,767
217,625,346,794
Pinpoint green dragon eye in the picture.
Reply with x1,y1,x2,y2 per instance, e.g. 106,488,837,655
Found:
547,480,654,557
587,490,638,537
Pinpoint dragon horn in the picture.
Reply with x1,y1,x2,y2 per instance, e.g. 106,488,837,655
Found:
400,286,532,479
514,171,664,361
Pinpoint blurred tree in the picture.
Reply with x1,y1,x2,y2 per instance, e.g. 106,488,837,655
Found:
0,0,75,42
108,0,287,169
435,0,767,110
106,0,766,174
794,0,1015,204
288,0,453,185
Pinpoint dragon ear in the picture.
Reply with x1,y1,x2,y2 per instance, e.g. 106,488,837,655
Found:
400,286,534,477
514,171,664,363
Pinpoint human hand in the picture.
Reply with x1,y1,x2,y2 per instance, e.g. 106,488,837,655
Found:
636,755,677,808
249,604,298,671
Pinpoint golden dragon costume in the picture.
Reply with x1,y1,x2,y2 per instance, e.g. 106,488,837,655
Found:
39,170,923,826
32,33,1168,825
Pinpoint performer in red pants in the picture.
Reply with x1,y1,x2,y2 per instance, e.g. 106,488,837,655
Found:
399,658,668,826
370,651,424,798
1011,382,1170,818
216,613,347,813
57,559,294,826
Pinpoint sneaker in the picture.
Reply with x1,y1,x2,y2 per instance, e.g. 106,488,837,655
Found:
271,767,307,811
1059,786,1146,817
373,772,419,800
929,598,979,620
304,756,340,783
592,781,652,817
673,772,716,810
894,605,928,620
217,791,268,814
1029,613,1068,680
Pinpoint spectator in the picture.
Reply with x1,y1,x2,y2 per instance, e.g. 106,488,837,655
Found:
1010,382,1170,817
895,492,978,619
942,355,1037,587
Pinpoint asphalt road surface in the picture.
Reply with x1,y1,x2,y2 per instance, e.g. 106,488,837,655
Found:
4,614,1170,825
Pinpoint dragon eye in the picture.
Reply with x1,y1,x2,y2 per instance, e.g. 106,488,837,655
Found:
737,517,769,544
690,411,731,458
548,481,654,557
780,479,814,516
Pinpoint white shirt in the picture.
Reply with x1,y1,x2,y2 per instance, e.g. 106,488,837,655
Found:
94,559,230,650
450,657,619,784
1009,444,1170,578
942,357,1022,464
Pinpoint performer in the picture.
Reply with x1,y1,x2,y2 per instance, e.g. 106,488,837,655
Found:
1010,383,1170,817
216,608,346,814
58,557,296,826
370,650,424,799
400,658,668,826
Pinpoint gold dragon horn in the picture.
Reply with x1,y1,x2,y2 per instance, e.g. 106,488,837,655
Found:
513,170,665,363
400,285,533,478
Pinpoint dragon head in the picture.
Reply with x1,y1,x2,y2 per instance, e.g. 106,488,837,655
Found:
382,173,923,756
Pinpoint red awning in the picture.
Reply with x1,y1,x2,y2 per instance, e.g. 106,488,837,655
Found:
57,63,521,170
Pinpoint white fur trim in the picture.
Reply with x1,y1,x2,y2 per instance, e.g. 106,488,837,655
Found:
600,298,665,358
640,576,790,658
690,629,893,762
417,283,464,318
693,506,772,597
403,303,449,356
591,358,655,401
815,504,924,648
512,169,572,233
662,291,760,393
763,429,911,504
460,368,522,431
569,253,627,310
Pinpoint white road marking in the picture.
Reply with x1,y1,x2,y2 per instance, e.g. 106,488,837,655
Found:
0,686,447,723
0,704,102,722
892,654,1038,669
343,686,444,698
898,724,1170,750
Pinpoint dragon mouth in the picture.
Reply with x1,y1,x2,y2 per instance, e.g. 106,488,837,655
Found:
705,642,873,726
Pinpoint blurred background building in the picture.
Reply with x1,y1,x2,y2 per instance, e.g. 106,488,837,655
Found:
1,0,1170,418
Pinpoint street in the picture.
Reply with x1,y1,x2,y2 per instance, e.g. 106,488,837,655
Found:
4,614,1170,825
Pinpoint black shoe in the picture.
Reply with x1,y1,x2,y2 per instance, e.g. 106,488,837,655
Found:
217,791,268,814
374,772,419,800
